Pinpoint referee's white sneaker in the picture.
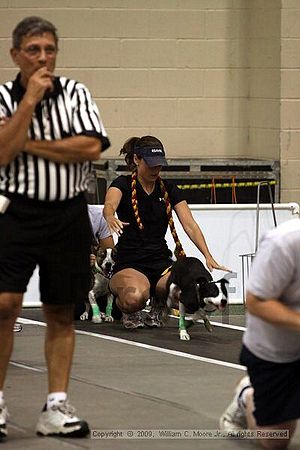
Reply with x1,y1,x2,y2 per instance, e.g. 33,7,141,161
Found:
36,400,90,438
219,376,251,435
0,402,8,439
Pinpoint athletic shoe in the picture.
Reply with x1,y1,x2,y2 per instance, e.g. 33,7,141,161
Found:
122,311,144,329
219,376,251,435
0,403,8,439
143,308,163,328
36,400,90,438
14,323,22,333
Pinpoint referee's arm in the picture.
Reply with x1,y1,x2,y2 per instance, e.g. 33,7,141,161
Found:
23,135,102,163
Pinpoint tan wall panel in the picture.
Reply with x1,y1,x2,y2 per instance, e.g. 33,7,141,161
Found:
204,69,248,97
281,160,300,189
281,101,300,129
205,9,248,39
281,70,300,98
121,39,177,68
95,99,123,128
281,131,300,160
149,70,204,98
59,39,120,68
282,9,300,37
178,99,248,128
248,39,280,68
151,127,249,158
250,69,280,98
249,129,280,159
0,1,296,203
123,99,177,127
281,40,300,68
249,99,280,129
281,189,300,204
177,40,248,68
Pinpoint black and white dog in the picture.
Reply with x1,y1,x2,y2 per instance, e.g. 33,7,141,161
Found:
166,257,229,340
80,247,116,323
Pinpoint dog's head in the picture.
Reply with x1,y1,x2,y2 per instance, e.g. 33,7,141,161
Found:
168,257,229,314
96,247,117,278
197,277,229,313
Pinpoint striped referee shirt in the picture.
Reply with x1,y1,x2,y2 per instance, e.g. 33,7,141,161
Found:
0,73,110,201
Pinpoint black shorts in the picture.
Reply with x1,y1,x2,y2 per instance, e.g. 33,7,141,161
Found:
240,345,300,426
0,192,92,305
113,257,173,296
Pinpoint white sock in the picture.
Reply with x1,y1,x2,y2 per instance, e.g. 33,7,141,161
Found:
47,392,67,409
0,391,4,406
238,385,252,410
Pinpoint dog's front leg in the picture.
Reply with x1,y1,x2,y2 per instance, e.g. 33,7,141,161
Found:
88,290,102,323
104,293,114,322
193,309,213,333
179,301,190,340
80,301,90,321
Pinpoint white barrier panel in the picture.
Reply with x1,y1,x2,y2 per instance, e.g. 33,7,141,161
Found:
23,202,299,307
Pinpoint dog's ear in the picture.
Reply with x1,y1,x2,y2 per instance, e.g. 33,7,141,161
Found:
220,278,229,298
197,279,219,299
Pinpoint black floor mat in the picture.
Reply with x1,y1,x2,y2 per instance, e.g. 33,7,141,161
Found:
21,308,243,365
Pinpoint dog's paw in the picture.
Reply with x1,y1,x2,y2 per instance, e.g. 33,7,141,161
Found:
92,315,103,323
100,312,106,319
80,312,89,321
105,315,114,322
204,317,213,333
180,329,191,340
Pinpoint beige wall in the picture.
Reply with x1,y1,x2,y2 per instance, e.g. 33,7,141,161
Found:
281,0,300,202
0,1,299,201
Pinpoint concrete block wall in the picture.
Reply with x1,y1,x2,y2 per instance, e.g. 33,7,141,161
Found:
0,1,299,202
281,0,300,202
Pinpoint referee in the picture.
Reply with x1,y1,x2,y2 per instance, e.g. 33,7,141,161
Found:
0,16,110,439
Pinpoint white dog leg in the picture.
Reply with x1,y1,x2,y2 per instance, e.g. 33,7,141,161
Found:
104,294,114,322
89,291,102,323
179,301,190,340
80,302,90,321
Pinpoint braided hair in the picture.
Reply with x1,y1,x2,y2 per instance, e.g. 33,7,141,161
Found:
120,136,186,259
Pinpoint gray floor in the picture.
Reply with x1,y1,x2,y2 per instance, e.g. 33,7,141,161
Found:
3,310,300,449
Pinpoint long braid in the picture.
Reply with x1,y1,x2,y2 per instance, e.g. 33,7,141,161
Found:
131,169,144,230
158,177,186,259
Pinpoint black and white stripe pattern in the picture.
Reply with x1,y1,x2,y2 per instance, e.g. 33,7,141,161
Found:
0,76,110,201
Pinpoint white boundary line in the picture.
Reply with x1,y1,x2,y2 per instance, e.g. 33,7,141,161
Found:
17,317,246,371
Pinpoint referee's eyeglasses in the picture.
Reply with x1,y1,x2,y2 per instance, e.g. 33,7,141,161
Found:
19,45,58,58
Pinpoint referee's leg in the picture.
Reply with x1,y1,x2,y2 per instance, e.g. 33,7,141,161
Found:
0,292,23,390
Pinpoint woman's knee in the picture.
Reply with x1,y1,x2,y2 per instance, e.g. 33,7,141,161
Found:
117,287,149,312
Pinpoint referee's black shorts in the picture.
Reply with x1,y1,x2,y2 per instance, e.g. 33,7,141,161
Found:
0,192,92,305
240,344,300,426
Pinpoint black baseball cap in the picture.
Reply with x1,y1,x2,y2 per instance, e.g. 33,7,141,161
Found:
134,144,168,167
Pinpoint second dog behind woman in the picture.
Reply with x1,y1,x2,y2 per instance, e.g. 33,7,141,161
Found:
103,135,229,329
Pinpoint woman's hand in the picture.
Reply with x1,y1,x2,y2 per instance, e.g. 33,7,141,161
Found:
106,216,129,237
90,254,96,266
205,254,232,273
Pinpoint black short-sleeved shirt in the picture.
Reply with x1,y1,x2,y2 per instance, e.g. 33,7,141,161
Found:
110,175,185,266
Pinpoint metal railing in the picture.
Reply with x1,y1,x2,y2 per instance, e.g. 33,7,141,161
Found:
239,181,277,306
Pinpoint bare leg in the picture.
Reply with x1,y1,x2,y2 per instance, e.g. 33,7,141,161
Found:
43,304,75,393
109,269,150,312
245,389,297,450
0,293,23,389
